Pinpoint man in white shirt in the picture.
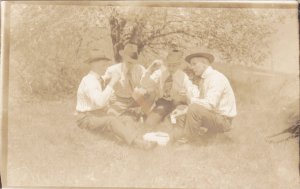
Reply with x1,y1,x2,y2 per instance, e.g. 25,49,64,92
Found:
140,49,200,128
76,51,156,150
170,51,237,142
102,43,146,118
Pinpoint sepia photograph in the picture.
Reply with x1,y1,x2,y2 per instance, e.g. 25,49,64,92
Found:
1,0,299,188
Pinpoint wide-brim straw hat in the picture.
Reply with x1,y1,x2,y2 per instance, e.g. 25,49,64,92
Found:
185,51,214,64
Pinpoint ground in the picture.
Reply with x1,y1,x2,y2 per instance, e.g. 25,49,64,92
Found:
6,98,299,188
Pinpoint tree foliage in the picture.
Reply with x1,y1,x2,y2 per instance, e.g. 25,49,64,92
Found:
9,4,293,100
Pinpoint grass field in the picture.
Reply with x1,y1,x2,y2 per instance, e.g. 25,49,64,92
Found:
5,4,299,187
6,95,299,188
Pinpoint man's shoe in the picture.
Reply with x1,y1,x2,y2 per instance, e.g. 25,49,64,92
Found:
133,138,157,150
176,137,189,144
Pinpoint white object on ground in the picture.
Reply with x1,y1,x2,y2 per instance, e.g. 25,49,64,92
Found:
170,105,188,124
170,114,177,124
143,132,170,146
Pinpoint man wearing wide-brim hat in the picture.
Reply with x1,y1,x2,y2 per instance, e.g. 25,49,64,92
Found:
102,43,147,118
75,49,156,150
170,50,237,142
140,49,200,128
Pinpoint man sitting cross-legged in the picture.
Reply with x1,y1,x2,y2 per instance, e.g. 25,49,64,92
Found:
101,43,147,120
139,49,200,129
75,51,156,150
170,51,237,143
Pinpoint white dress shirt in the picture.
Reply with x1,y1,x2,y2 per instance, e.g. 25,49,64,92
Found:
76,71,114,112
141,65,200,103
190,66,237,118
102,63,146,98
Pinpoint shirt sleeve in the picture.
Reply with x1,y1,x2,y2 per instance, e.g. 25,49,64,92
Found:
184,76,200,98
102,65,114,81
84,78,114,109
190,77,224,110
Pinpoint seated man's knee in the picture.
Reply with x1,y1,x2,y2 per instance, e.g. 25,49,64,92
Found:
145,111,164,125
187,103,211,118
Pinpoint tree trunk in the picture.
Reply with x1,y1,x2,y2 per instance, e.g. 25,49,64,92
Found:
109,15,126,62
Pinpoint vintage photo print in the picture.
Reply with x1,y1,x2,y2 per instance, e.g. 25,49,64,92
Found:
1,0,299,188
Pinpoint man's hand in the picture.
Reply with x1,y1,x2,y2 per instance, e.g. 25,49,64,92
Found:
178,90,187,97
128,107,143,116
146,59,163,74
171,105,188,118
134,87,148,96
173,90,191,105
132,87,148,101
186,92,193,104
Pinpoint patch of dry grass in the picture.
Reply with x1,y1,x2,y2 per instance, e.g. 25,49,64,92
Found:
6,96,299,188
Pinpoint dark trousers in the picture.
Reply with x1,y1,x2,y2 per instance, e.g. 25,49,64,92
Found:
76,110,140,145
144,98,176,127
171,104,233,141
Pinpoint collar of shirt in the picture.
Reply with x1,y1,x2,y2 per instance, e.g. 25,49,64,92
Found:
89,71,101,80
201,66,214,79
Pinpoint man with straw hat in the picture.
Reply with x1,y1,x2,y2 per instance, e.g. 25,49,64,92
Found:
170,50,237,143
75,49,156,150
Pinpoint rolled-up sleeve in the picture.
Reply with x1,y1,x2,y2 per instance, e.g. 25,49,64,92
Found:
84,79,114,109
191,77,224,110
185,77,200,98
102,66,114,81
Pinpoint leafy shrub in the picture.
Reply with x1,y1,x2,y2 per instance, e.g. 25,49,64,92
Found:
9,4,297,103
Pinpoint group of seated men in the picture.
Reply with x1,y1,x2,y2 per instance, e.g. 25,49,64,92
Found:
75,43,237,150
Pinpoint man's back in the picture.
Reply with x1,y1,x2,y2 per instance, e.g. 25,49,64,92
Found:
202,68,237,117
76,71,113,112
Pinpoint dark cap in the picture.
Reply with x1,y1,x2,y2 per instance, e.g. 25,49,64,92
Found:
166,49,184,63
119,43,139,61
